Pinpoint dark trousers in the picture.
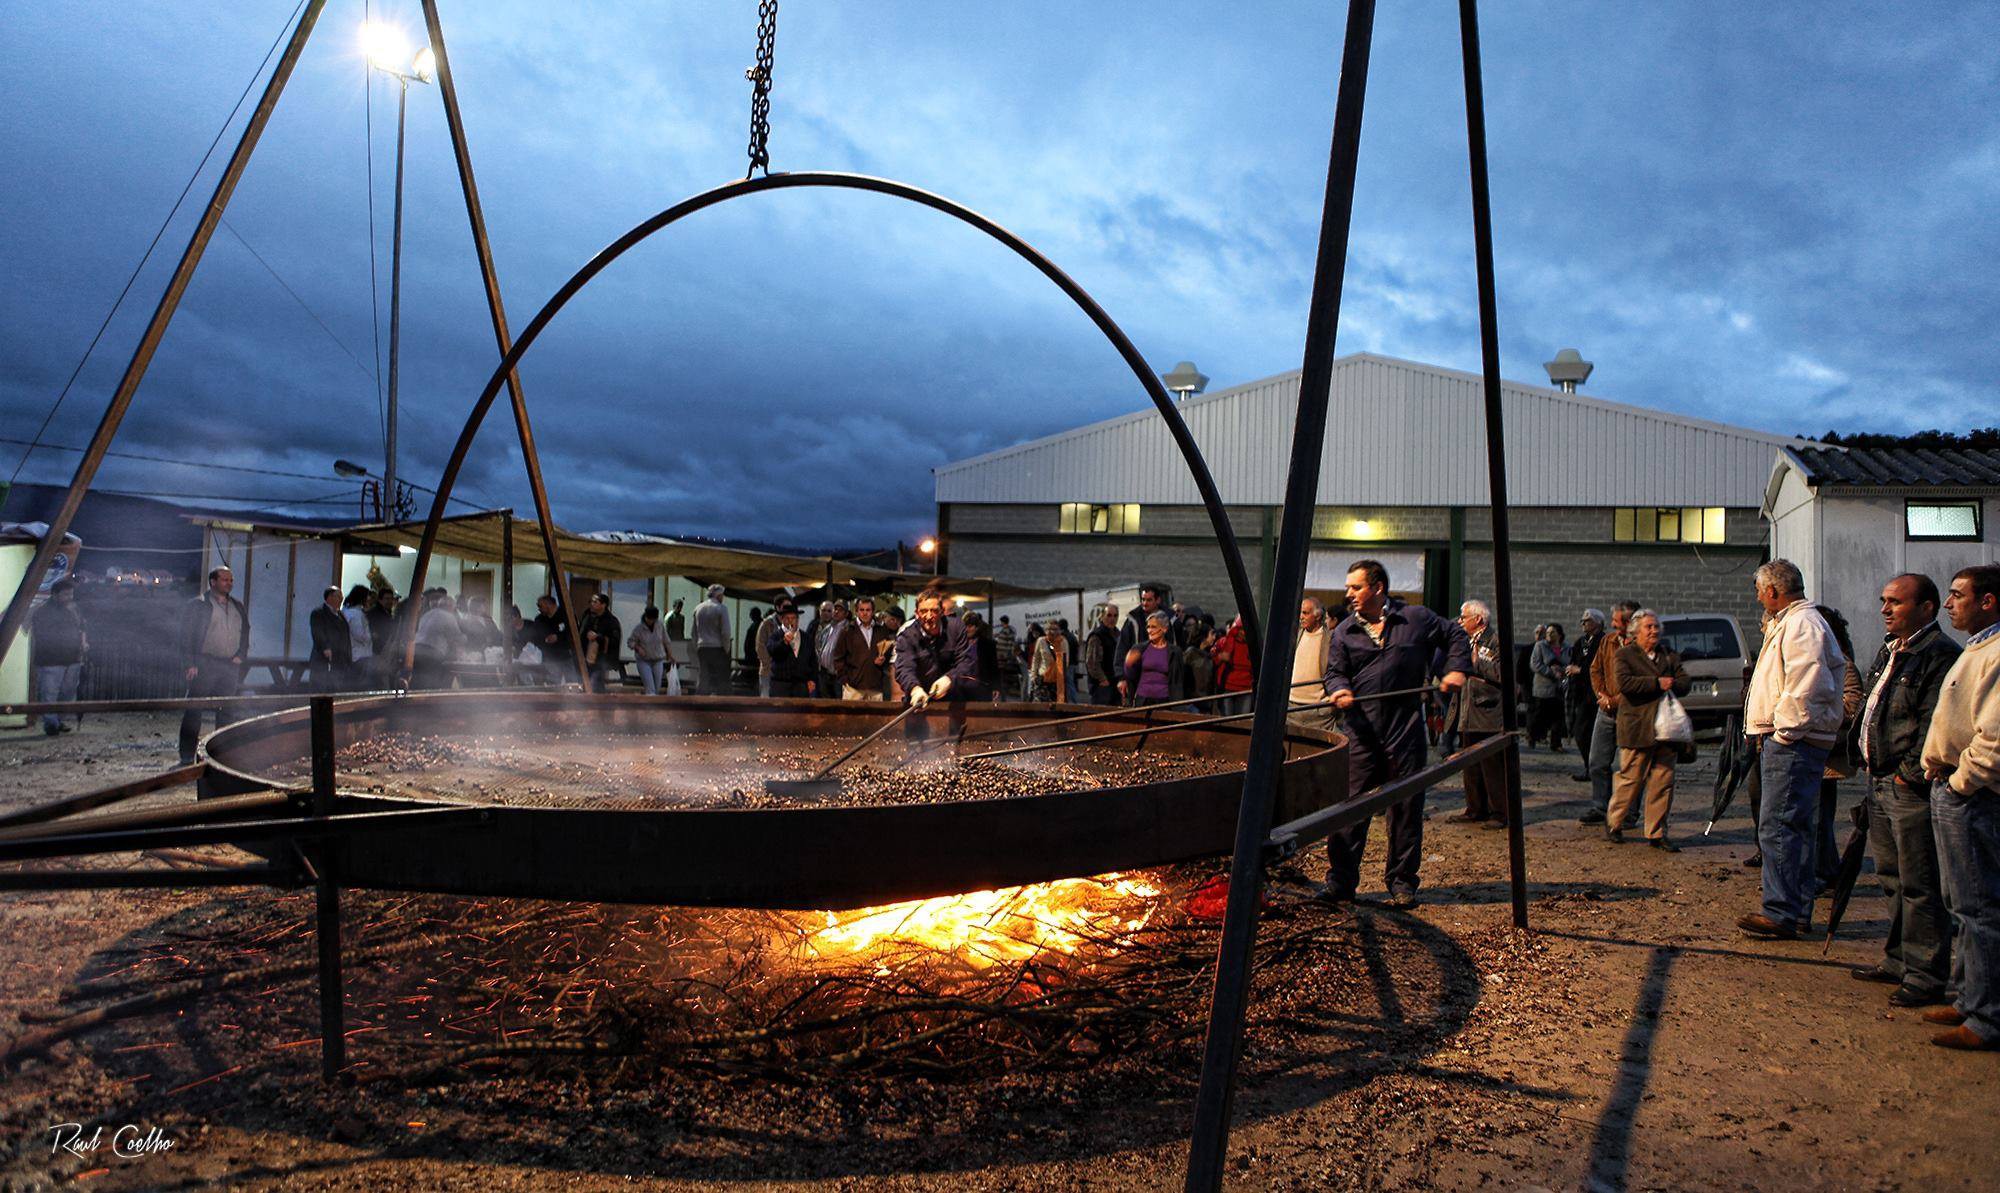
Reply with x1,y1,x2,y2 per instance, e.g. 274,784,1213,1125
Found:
1326,744,1426,898
696,646,731,696
1869,774,1950,996
1566,698,1595,761
1529,697,1565,749
1089,681,1119,706
179,656,240,762
1815,778,1841,889
770,678,811,698
1460,730,1508,823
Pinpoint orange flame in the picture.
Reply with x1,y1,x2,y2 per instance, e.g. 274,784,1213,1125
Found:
793,873,1164,970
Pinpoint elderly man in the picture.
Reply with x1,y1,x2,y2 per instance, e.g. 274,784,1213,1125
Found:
307,585,351,692
1565,608,1608,781
1323,560,1471,908
178,566,249,764
765,598,815,698
835,597,892,700
693,584,732,696
895,587,986,709
1849,573,1961,1008
1738,559,1848,940
1085,603,1122,706
1449,600,1508,827
1919,565,2000,1049
1581,601,1641,825
1290,597,1336,733
812,599,849,699
531,594,571,682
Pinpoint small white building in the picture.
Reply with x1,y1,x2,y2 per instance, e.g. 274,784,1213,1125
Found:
1763,444,2000,631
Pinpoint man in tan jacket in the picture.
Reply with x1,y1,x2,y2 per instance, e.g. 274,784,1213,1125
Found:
1738,559,1847,940
1582,600,1641,827
1920,564,2000,1050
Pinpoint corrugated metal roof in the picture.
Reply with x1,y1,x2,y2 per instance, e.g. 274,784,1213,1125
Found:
936,353,1804,508
1786,445,2000,487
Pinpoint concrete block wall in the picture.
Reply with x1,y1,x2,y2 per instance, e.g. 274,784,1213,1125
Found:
946,538,1261,624
943,501,1771,641
1461,546,1766,646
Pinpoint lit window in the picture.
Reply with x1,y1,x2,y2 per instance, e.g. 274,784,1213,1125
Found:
1906,501,1981,541
1058,503,1140,535
1613,507,1725,544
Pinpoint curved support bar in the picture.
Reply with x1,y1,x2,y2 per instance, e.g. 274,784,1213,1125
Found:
407,172,1261,657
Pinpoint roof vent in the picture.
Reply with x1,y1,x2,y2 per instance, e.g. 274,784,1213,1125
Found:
1161,361,1209,402
1543,348,1593,393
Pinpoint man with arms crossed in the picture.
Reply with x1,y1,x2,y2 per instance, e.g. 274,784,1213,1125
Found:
1919,565,2000,1050
1851,573,1959,1009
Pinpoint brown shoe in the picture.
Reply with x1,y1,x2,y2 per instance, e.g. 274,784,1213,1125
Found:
1931,1025,1998,1051
1923,1007,1968,1027
1736,913,1797,940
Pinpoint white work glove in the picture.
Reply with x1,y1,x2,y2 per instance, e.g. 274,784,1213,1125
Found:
928,676,952,699
908,686,930,709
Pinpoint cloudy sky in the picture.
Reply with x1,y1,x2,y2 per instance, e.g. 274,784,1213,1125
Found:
2,1,1995,548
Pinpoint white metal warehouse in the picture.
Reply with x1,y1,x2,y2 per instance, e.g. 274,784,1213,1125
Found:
935,353,1801,634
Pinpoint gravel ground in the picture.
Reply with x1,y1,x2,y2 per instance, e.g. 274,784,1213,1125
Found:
0,712,1995,1191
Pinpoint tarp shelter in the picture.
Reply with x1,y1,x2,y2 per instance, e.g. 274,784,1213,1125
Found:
340,511,1044,598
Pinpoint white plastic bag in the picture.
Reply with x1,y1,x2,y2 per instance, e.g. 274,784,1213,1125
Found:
666,663,683,696
1653,691,1693,745
518,644,543,667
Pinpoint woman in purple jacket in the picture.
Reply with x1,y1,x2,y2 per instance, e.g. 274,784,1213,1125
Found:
1123,611,1176,706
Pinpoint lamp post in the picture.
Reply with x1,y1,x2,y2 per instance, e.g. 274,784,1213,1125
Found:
918,536,938,575
363,23,435,523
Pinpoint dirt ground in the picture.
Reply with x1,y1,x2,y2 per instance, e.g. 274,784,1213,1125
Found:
0,712,1994,1192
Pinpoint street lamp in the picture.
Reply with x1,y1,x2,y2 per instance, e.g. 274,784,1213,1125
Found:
362,21,434,523
918,536,938,575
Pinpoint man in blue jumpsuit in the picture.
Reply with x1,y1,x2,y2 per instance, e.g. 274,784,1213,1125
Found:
1323,559,1471,909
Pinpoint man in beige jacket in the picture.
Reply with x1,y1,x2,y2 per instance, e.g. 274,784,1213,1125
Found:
1920,564,2000,1050
1738,559,1848,940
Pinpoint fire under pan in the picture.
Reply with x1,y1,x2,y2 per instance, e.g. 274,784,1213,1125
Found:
200,692,1347,909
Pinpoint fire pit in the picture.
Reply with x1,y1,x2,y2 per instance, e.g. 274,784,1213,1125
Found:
199,692,1346,909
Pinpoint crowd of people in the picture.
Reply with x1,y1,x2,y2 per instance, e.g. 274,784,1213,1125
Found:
1407,558,1998,1055
27,552,2000,1053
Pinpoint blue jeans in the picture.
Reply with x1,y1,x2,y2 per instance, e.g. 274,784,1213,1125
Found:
1933,779,2000,1042
35,663,81,732
635,658,665,695
1589,710,1618,813
1758,737,1831,929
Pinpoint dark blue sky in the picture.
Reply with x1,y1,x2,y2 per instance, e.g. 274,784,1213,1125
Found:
3,2,1995,548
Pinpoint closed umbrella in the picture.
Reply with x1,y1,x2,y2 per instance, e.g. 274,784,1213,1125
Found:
1704,713,1755,834
1821,798,1874,953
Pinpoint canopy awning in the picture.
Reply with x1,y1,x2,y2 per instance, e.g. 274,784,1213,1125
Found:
336,511,1041,597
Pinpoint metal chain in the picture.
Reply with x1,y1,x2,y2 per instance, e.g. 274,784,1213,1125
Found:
744,0,777,177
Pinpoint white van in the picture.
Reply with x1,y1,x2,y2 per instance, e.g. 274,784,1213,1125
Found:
1655,613,1748,722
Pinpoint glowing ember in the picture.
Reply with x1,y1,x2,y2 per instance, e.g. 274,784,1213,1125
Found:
794,872,1165,969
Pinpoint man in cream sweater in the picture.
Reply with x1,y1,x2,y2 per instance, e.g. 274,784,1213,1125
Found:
1921,564,2000,1051
1738,559,1848,940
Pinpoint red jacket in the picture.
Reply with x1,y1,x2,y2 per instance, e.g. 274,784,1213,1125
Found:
1212,621,1254,693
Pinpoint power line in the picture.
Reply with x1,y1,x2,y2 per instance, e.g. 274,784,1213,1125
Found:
219,217,380,388
0,435,337,481
4,0,311,495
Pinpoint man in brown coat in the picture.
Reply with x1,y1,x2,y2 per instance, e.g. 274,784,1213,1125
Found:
834,596,892,700
1582,599,1642,827
1609,609,1693,849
